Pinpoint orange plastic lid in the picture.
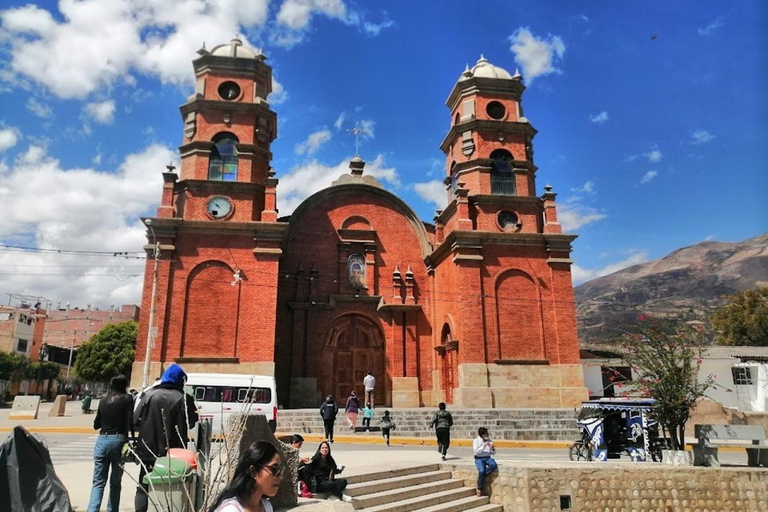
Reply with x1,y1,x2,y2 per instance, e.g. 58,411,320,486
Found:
167,448,198,470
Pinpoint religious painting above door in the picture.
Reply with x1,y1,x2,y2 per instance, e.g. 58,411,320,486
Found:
347,253,366,288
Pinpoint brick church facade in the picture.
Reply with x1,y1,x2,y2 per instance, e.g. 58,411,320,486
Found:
131,39,588,409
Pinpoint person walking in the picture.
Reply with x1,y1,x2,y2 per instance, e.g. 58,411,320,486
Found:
379,410,396,446
308,441,348,500
430,402,453,461
472,427,498,497
319,395,339,443
133,364,199,512
344,391,360,432
86,375,133,512
361,402,374,432
208,441,283,512
363,371,375,408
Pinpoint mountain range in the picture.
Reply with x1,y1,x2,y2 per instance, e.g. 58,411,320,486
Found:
574,234,768,344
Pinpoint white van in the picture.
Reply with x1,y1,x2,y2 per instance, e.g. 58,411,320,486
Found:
185,373,278,434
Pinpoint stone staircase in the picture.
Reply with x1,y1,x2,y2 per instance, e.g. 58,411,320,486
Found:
344,464,501,512
278,408,578,441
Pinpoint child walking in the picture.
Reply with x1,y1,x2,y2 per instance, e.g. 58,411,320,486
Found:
379,410,396,446
362,402,374,432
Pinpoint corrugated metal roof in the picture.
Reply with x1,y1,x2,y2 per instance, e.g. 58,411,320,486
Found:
701,346,768,360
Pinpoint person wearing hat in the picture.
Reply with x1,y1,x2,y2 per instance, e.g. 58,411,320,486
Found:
319,395,339,443
133,364,198,512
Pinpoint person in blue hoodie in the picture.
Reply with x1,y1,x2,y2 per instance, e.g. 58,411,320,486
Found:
133,364,198,512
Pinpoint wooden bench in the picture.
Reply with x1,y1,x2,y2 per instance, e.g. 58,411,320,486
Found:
690,424,768,467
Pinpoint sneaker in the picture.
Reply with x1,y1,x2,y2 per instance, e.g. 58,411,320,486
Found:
342,495,353,503
476,490,483,497
441,455,446,461
330,439,334,443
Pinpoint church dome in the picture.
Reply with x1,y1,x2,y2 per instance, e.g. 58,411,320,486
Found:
209,38,263,59
469,55,513,79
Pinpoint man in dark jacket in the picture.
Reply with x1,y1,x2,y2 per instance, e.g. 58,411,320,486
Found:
133,364,198,512
319,395,339,443
430,402,453,460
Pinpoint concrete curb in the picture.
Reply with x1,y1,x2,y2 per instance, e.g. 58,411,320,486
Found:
0,426,95,434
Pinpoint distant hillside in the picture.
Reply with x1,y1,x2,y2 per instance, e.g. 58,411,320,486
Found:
574,234,768,344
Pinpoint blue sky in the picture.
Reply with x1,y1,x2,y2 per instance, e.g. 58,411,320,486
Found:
0,0,765,307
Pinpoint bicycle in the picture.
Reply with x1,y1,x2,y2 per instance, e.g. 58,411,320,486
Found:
568,429,593,461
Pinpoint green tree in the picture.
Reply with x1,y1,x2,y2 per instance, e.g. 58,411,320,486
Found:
25,361,61,398
616,315,715,450
0,352,30,399
711,287,768,346
74,320,137,383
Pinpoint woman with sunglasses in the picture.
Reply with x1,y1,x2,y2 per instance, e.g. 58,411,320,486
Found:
309,441,348,500
209,441,284,512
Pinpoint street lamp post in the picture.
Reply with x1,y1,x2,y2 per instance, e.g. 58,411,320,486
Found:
66,330,76,380
142,219,160,389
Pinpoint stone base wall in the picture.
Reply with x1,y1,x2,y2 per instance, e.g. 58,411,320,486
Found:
446,460,768,512
450,363,588,408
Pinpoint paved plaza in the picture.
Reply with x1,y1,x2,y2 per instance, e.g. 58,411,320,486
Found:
0,400,754,511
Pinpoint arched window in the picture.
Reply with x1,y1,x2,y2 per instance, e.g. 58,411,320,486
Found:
490,149,515,195
208,133,239,181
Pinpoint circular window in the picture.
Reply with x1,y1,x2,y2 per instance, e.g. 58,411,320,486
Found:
498,211,520,231
486,101,506,120
218,81,241,101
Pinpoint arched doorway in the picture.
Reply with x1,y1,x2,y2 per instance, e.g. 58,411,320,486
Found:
320,314,386,406
440,324,458,404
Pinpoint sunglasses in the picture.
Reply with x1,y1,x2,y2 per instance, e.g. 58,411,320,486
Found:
259,464,285,478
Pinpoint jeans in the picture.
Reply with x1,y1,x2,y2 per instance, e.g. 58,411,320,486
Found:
474,457,497,491
362,417,371,430
323,419,335,441
87,433,126,512
436,427,450,456
316,478,348,498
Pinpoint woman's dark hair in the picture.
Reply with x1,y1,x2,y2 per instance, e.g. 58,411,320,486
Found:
438,402,446,410
478,427,489,437
312,441,336,468
209,441,279,512
290,434,305,445
109,375,128,394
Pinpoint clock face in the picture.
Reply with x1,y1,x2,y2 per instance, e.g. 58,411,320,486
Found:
207,196,233,219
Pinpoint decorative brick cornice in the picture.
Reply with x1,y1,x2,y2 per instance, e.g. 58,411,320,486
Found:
441,119,538,153
445,76,525,111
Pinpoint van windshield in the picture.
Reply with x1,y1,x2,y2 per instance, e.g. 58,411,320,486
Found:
193,386,272,404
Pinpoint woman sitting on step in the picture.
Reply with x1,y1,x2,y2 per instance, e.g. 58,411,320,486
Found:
309,441,349,501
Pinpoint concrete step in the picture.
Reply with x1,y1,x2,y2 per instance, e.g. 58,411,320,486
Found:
346,470,452,497
355,487,478,512
409,495,494,512
351,479,465,509
346,464,439,485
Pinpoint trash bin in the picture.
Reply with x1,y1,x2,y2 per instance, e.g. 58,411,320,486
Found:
81,395,92,413
143,456,194,512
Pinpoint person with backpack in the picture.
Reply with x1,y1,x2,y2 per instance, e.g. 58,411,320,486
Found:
430,402,453,461
379,410,396,446
319,395,339,443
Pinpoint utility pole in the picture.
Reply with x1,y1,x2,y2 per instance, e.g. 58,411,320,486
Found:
66,330,76,380
142,219,160,389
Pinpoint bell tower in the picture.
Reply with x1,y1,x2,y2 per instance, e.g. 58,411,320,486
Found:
176,38,278,222
429,56,586,409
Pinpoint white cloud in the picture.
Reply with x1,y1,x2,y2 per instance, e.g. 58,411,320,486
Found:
645,149,662,163
26,98,53,118
413,180,446,210
0,126,21,152
0,143,177,305
269,75,288,105
572,250,649,285
276,0,350,30
558,201,607,232
508,27,565,84
295,128,332,155
589,111,608,124
698,19,724,37
278,154,398,214
571,180,596,196
640,170,658,184
363,19,394,36
84,100,116,124
0,1,271,98
690,130,715,145
334,112,346,131
357,119,375,139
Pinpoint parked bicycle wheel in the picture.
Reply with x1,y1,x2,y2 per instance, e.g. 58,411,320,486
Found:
568,441,591,461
